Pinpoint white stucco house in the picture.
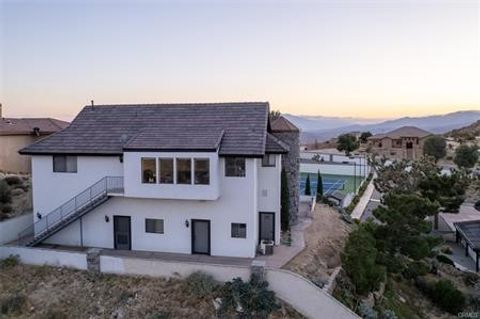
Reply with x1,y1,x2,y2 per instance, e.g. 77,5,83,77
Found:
19,102,293,258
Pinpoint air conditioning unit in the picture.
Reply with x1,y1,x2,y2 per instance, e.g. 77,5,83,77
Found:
259,240,274,255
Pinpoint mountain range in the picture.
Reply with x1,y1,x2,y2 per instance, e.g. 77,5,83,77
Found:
284,110,480,143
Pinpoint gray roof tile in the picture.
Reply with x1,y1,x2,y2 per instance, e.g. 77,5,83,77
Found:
20,102,272,156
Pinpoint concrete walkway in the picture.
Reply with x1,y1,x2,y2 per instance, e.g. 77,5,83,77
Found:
255,217,312,268
351,176,376,219
445,243,477,272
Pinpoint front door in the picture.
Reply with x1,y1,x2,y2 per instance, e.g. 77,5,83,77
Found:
259,212,275,244
114,216,131,250
191,219,210,255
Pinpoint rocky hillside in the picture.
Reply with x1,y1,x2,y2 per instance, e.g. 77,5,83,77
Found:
446,120,480,140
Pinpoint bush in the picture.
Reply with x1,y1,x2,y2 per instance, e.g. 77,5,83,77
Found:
430,280,465,314
219,275,279,318
416,277,465,314
0,293,27,315
4,176,22,186
402,261,430,280
1,204,12,214
185,271,219,298
436,254,455,267
358,302,378,319
463,272,480,287
0,180,11,204
0,254,19,268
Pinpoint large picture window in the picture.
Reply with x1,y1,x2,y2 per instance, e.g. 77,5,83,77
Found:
194,159,210,185
159,158,174,184
145,218,164,234
141,158,157,184
225,157,246,177
176,158,192,184
53,156,77,173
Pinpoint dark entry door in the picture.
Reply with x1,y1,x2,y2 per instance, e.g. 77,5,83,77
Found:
192,219,210,255
114,216,131,250
259,212,275,243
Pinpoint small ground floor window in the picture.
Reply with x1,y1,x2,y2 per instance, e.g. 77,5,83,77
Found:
145,218,164,234
231,223,247,238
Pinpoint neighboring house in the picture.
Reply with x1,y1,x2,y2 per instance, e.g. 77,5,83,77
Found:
368,126,433,161
19,102,297,258
0,105,69,173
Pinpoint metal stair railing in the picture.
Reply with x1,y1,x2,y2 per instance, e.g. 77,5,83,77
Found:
17,176,123,246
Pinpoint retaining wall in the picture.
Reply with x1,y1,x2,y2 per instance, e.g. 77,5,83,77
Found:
0,213,32,244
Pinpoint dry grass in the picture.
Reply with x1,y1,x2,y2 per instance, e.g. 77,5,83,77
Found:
284,204,352,285
0,263,303,319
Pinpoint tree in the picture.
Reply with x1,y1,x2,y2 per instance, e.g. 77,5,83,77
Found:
270,110,281,121
373,193,439,261
454,144,479,169
342,223,386,295
280,169,290,231
316,170,323,201
305,174,311,196
423,136,447,161
359,132,372,144
336,134,359,156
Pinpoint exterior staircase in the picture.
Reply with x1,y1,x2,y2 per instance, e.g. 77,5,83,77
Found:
17,176,123,247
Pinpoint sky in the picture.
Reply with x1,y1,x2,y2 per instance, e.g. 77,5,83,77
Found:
0,0,479,121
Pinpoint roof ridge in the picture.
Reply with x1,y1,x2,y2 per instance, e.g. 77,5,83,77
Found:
84,101,269,108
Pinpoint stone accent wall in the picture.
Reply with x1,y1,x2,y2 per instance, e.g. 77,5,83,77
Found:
274,131,300,225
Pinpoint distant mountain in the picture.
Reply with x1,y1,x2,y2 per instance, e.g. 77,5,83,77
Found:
287,110,480,143
446,120,480,139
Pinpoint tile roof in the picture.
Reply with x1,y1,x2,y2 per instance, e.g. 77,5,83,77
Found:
20,102,280,156
0,118,69,136
265,133,289,154
369,126,432,140
124,128,225,151
271,116,300,132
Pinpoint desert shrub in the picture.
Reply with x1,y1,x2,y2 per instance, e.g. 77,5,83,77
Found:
0,254,19,268
430,280,465,314
0,180,11,204
185,271,219,298
463,272,480,287
4,175,22,186
402,260,430,280
381,309,398,319
1,204,12,214
358,302,378,319
436,254,455,267
42,307,68,319
219,275,279,318
0,292,27,315
440,245,453,254
416,277,465,314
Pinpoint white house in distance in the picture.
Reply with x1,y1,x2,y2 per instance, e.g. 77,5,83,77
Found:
19,102,293,258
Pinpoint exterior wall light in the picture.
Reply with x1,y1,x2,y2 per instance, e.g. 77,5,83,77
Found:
105,215,110,223
185,220,190,228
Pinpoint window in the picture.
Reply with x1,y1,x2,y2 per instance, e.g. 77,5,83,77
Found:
176,158,192,184
194,159,210,185
262,154,276,167
159,158,174,184
53,156,77,173
145,219,164,234
231,223,247,238
141,158,157,184
225,157,246,177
